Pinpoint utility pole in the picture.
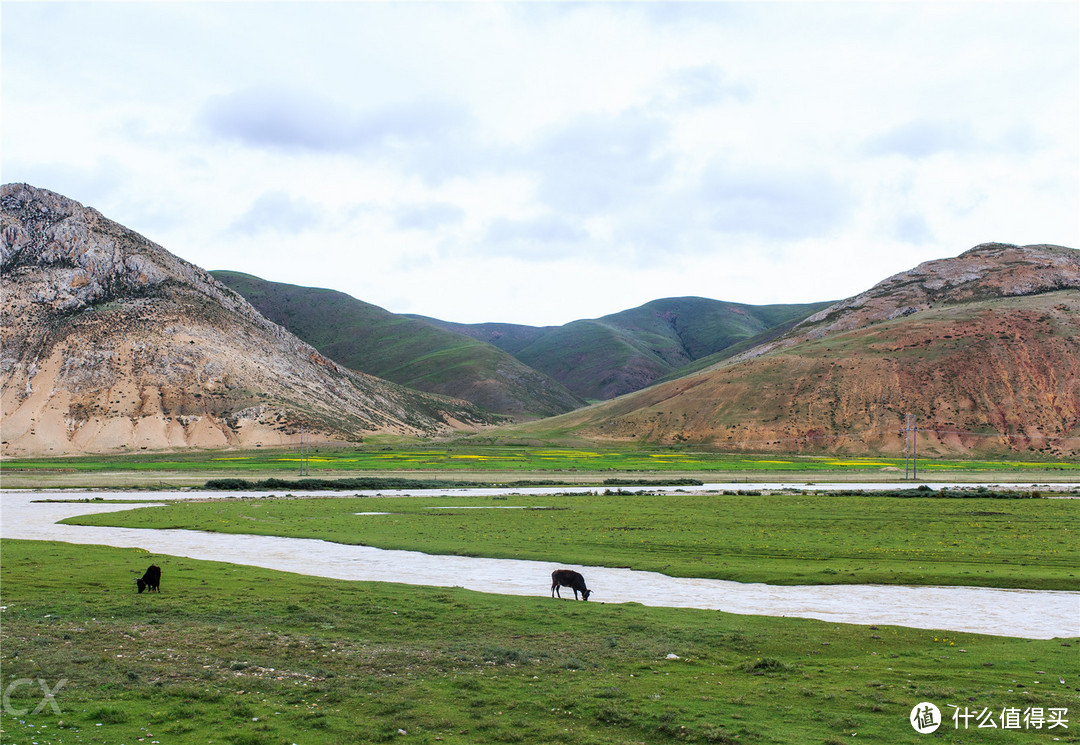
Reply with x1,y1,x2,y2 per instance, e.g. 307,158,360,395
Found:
912,413,917,479
904,413,909,479
902,413,918,480
299,425,306,477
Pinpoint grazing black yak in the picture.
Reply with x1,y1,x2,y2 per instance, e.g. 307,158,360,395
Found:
551,569,591,601
136,564,161,594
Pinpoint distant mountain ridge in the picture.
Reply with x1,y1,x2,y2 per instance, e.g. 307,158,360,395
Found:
511,243,1080,457
216,276,828,409
211,271,585,420
1,184,494,456
414,297,831,400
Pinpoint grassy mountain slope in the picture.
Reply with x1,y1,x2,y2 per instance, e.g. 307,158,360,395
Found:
655,310,820,384
423,297,830,400
408,319,553,357
212,272,585,420
510,244,1080,457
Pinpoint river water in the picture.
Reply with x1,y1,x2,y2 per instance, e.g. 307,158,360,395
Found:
2,488,1077,639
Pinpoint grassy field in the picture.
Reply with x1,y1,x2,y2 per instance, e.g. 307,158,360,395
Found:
2,443,1078,489
65,491,1080,590
2,540,1077,745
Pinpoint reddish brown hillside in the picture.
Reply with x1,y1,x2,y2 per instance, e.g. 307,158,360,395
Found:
527,244,1080,457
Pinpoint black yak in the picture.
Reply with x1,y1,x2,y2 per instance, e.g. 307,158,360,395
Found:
551,569,591,600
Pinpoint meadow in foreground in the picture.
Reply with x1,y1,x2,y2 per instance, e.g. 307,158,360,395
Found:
2,540,1076,745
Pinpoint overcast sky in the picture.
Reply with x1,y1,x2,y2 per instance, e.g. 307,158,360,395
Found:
3,2,1077,325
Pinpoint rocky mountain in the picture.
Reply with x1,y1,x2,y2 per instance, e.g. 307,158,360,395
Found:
0,184,495,456
732,242,1080,361
211,271,585,420
416,297,830,400
512,244,1080,457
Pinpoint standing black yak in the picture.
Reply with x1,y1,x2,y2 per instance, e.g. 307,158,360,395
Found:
551,569,591,600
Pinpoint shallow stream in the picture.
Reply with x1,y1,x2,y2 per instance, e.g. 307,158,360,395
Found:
2,489,1077,639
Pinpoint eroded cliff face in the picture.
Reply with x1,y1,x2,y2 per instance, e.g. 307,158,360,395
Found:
1,184,491,456
732,243,1080,361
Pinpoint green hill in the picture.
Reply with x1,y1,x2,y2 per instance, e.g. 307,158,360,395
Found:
421,297,831,400
211,272,585,420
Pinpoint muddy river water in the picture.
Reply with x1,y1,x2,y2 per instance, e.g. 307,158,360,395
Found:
2,488,1077,639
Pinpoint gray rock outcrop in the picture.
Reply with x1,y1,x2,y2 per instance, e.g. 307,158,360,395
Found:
1,183,493,456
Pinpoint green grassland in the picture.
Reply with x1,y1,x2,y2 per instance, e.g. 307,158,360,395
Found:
3,444,1078,490
209,271,584,419
2,540,1077,745
428,297,831,401
65,492,1079,590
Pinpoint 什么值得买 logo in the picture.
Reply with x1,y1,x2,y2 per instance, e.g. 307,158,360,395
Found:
910,701,1069,733
910,702,941,733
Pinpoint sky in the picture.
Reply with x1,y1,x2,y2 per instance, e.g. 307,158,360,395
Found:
3,1,1077,326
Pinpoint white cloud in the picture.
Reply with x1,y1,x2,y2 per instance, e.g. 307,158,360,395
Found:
395,203,466,231
485,214,590,258
700,163,851,240
228,191,327,236
530,110,675,216
892,214,934,246
864,120,977,159
657,66,753,109
201,87,471,156
2,1,1076,325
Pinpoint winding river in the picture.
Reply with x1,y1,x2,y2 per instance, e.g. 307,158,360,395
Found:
2,489,1077,640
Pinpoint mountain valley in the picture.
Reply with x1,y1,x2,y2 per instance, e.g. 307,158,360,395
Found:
3,184,1077,459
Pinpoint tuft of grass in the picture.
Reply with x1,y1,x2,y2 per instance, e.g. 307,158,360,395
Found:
86,705,129,724
739,656,797,674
